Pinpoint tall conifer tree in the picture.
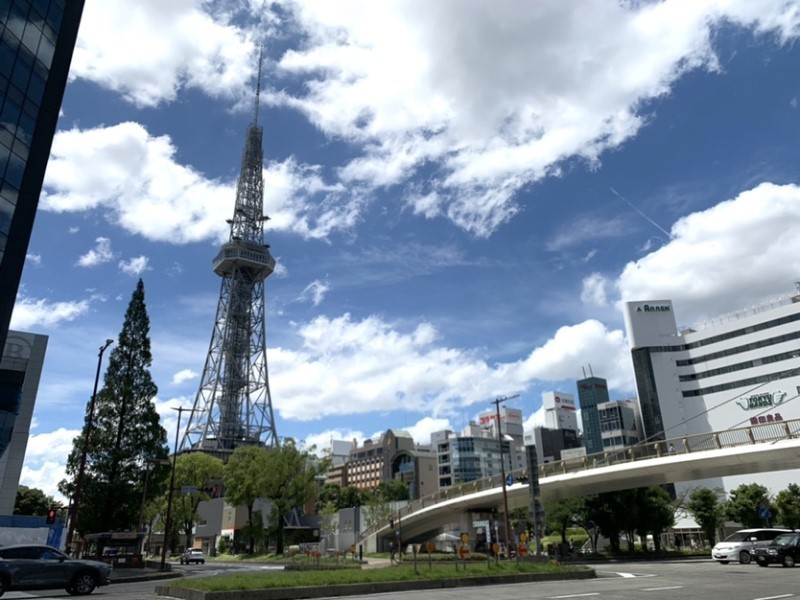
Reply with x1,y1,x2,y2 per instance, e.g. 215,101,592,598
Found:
60,279,169,535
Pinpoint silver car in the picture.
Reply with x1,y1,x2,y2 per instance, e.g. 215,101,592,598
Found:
712,528,791,564
0,544,112,596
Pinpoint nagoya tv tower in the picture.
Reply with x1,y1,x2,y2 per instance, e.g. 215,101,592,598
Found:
180,52,278,457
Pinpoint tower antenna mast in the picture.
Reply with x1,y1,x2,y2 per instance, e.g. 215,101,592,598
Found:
180,49,278,458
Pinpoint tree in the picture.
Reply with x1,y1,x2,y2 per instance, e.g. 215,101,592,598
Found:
172,452,225,548
377,480,410,502
318,501,340,548
59,279,169,536
14,485,52,516
224,446,269,553
687,487,725,546
262,439,326,555
544,497,584,543
584,490,633,553
636,486,675,553
724,483,772,528
774,483,800,529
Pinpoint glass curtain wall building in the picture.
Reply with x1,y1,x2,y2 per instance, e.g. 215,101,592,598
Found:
0,0,85,352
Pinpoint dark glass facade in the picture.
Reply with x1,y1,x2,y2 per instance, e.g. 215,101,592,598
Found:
631,348,665,440
0,0,85,351
577,376,609,454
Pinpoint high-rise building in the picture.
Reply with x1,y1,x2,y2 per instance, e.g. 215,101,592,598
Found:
0,1,85,352
433,423,512,489
344,430,436,499
542,391,578,431
0,330,47,514
597,398,642,451
577,375,610,455
623,293,800,493
179,56,278,458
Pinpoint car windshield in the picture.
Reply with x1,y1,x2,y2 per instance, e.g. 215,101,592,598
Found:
722,531,753,542
772,534,800,546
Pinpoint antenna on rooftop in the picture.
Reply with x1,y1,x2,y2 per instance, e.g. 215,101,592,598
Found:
589,363,594,377
581,366,587,378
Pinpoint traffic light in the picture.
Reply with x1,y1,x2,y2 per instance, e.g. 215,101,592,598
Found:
46,508,57,525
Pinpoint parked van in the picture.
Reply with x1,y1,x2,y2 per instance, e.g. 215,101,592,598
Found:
712,528,791,564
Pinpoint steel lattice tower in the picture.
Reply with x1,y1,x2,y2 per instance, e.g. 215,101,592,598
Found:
180,56,277,457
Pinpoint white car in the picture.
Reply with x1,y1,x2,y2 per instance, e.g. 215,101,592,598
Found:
712,528,790,564
180,549,205,565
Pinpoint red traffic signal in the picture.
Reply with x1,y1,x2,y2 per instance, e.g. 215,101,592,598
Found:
45,509,57,524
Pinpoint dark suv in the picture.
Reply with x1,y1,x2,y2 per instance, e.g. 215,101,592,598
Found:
0,544,111,596
753,532,800,568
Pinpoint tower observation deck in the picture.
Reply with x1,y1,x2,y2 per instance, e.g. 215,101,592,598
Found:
179,55,278,458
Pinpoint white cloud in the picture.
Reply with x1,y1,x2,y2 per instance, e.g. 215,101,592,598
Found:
25,253,41,265
404,416,452,446
19,427,79,501
271,0,800,236
76,237,113,267
303,429,363,455
270,313,632,422
42,123,356,244
615,183,800,325
118,255,151,277
68,226,79,234
581,273,609,307
10,296,91,329
298,279,331,306
171,369,198,385
72,0,257,107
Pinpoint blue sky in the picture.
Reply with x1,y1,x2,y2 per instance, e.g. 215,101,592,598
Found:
11,0,800,500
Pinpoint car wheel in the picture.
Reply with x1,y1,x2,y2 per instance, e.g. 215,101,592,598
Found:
68,572,98,596
757,560,769,567
200,560,205,564
782,555,795,568
739,551,751,565
0,575,7,598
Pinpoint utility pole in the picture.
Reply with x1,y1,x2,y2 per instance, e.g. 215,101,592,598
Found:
65,339,113,555
161,406,188,571
492,394,519,558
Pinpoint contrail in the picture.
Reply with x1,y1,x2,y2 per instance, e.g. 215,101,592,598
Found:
609,186,673,240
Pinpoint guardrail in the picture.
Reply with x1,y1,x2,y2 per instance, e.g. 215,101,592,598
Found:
361,418,800,539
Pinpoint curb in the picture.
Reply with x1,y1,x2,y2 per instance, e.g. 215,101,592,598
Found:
156,569,595,600
112,571,184,584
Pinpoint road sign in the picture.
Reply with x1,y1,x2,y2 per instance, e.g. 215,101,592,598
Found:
492,542,500,555
459,545,469,557
520,532,528,543
460,532,469,543
181,486,196,494
506,474,514,486
758,506,772,521
426,541,434,553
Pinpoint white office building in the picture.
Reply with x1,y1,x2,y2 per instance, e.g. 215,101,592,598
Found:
623,293,800,494
542,391,579,432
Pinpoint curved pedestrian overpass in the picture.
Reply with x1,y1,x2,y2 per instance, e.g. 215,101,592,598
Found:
362,418,800,550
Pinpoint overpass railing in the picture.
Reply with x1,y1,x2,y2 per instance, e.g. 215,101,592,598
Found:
361,418,800,540
539,417,800,477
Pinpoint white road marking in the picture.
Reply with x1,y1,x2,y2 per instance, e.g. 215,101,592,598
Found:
548,594,600,599
754,594,794,600
643,586,684,591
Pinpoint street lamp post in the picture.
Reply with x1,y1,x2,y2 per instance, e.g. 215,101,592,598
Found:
492,394,519,558
65,339,113,555
138,458,171,545
160,406,188,572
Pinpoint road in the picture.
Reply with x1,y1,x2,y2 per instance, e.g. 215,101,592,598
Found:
3,559,797,599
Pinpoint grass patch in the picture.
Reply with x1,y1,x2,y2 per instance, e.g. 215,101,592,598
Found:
173,560,582,592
